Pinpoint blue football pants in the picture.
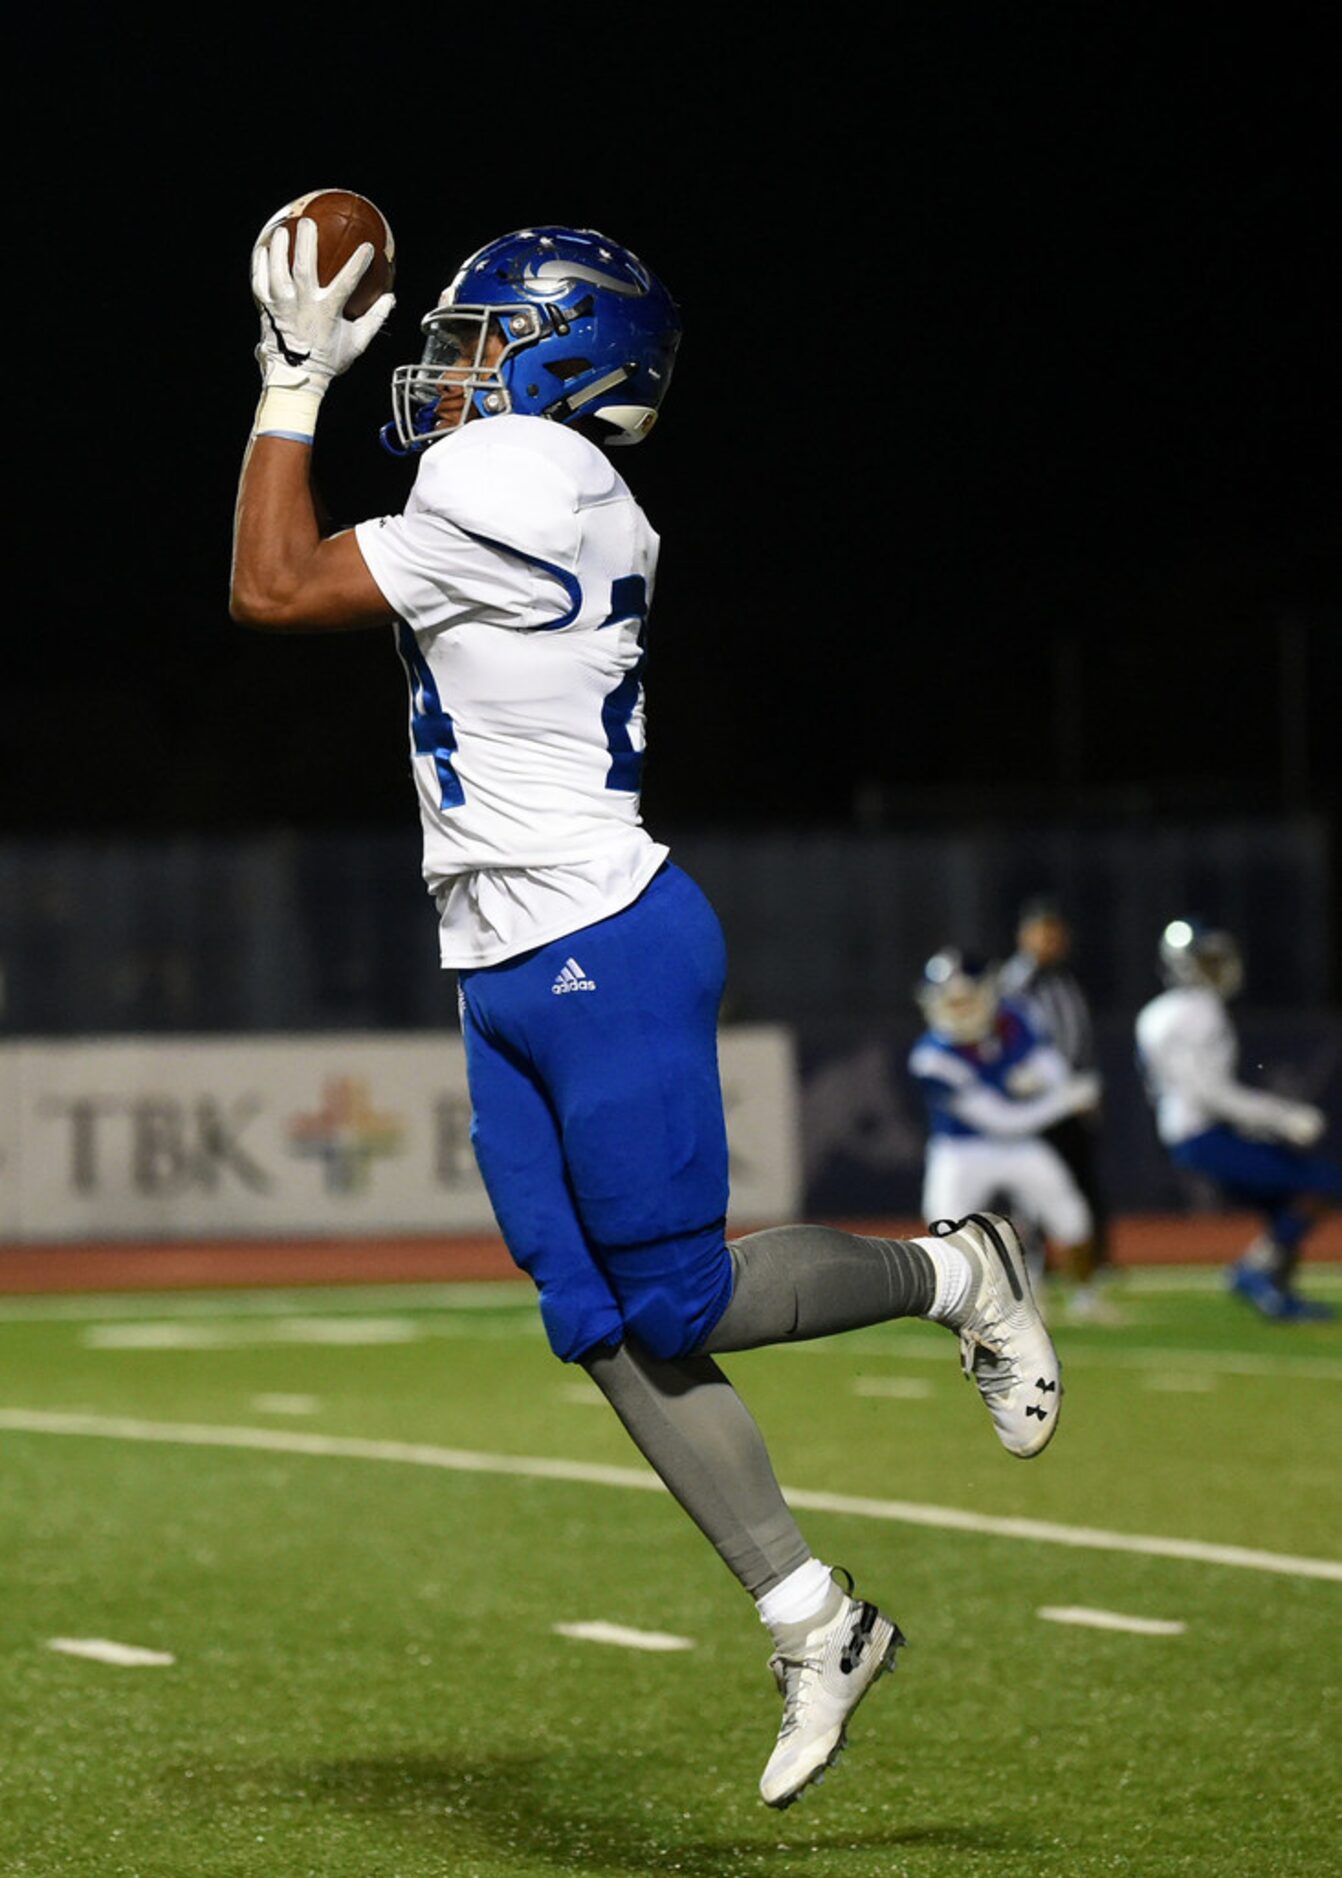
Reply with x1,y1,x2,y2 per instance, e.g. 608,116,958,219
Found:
1172,1125,1342,1251
458,864,735,1363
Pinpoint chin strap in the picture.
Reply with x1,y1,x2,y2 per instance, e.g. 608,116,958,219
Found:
379,420,415,457
379,396,454,458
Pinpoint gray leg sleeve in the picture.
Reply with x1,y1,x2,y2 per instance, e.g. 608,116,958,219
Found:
580,1340,812,1598
701,1224,936,1353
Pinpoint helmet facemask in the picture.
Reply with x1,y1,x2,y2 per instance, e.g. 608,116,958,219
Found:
389,306,544,450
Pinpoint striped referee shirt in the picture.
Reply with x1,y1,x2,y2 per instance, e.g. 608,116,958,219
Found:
999,954,1096,1071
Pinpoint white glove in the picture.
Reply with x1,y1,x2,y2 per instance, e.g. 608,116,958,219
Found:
1276,1102,1326,1149
250,215,395,438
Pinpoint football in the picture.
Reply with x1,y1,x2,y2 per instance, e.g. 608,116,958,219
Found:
268,188,396,319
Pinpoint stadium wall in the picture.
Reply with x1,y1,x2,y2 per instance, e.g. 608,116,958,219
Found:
0,1029,800,1244
0,818,1332,1034
1,1014,1337,1250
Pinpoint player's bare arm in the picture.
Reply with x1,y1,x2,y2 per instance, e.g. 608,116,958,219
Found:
230,202,398,633
230,434,392,631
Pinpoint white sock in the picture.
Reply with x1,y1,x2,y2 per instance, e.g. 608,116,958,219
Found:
914,1233,974,1324
755,1557,834,1631
1241,1235,1278,1274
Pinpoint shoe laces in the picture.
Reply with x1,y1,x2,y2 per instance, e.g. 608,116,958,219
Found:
767,1570,855,1737
768,1652,812,1739
931,1214,1020,1380
960,1323,1018,1395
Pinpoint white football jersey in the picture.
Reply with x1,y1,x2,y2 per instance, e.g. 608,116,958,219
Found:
1134,985,1304,1145
355,416,668,966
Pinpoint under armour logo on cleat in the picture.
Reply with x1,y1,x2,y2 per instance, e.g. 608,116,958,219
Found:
1035,1379,1057,1393
840,1603,877,1674
1025,1402,1051,1421
551,957,596,995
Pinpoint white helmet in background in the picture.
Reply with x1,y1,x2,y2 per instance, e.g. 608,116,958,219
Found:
916,949,1002,1043
1158,919,1244,999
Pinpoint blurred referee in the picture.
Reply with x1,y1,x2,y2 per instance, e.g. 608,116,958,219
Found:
1000,895,1114,1291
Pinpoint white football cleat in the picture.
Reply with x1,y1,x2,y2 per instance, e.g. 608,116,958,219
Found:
931,1211,1062,1458
759,1576,904,1809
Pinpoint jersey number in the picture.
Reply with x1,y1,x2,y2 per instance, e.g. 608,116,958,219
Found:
600,574,648,793
396,622,465,809
397,580,649,811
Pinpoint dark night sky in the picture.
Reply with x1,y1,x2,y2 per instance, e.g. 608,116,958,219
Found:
10,9,1339,839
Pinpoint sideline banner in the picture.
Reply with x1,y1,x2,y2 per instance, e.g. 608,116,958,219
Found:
0,1029,800,1242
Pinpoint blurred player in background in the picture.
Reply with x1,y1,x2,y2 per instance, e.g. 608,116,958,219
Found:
910,949,1106,1317
999,896,1116,1300
231,212,1064,1809
1135,919,1339,1321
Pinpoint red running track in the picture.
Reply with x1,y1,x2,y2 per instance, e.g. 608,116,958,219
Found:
0,1214,1338,1294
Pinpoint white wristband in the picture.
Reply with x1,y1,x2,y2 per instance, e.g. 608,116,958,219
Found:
252,382,325,442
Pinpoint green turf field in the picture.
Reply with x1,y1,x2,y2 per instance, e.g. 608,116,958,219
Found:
1,1268,1339,1877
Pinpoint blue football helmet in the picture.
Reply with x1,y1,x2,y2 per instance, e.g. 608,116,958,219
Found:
1158,919,1244,997
385,225,681,453
916,949,1002,1043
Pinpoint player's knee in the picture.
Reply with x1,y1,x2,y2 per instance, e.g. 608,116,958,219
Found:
604,1228,734,1361
536,1283,624,1367
621,1287,710,1362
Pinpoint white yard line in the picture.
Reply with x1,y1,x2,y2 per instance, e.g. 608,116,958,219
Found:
852,1377,933,1399
0,1282,531,1323
78,1316,544,1351
13,1309,1335,1383
1059,1346,1342,1383
4,1283,1337,1379
1116,1267,1342,1295
46,1637,175,1666
83,1318,424,1349
795,1336,1342,1383
0,1266,1336,1326
251,1394,321,1415
73,1318,1335,1379
553,1621,694,1652
1037,1607,1186,1636
3,1407,1339,1585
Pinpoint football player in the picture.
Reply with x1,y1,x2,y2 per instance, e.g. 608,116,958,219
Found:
1135,920,1339,1320
909,950,1106,1315
999,896,1114,1288
232,216,1064,1807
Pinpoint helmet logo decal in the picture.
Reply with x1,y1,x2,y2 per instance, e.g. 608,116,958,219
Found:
521,258,641,297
